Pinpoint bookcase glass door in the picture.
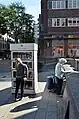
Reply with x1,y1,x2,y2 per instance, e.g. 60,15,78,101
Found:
13,80,33,90
12,61,33,69
13,52,33,60
12,70,34,80
12,70,16,78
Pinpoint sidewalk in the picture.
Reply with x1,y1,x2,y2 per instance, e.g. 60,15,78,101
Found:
0,71,61,119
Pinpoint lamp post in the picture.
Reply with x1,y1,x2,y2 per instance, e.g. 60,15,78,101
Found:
6,25,10,59
14,22,19,43
22,25,26,43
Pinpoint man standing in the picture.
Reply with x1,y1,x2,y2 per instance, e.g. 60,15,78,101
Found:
15,58,28,101
55,58,67,95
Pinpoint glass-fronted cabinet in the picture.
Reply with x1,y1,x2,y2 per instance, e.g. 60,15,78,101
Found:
10,43,38,94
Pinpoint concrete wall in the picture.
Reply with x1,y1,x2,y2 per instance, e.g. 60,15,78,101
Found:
62,73,79,119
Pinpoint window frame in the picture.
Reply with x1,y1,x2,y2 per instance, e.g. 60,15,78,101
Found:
47,1,52,9
68,18,79,27
68,0,79,9
56,0,65,9
47,0,66,9
48,18,66,27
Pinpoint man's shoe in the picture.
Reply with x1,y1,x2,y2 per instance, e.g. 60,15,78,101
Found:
15,95,18,101
19,97,23,101
15,98,20,102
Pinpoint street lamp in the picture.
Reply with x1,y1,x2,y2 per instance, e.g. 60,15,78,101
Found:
22,25,26,43
13,22,20,43
6,25,10,59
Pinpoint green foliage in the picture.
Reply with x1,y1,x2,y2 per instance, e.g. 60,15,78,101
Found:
0,2,35,43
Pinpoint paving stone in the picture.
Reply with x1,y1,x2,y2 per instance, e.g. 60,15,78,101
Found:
23,111,36,119
38,100,48,109
0,68,58,119
35,108,47,119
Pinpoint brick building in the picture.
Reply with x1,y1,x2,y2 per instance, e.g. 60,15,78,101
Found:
39,0,79,58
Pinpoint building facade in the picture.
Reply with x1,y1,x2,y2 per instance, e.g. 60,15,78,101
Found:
34,23,39,44
39,0,79,58
0,34,15,59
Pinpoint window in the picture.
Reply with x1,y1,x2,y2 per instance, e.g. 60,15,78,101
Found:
57,1,60,8
68,18,73,26
57,19,60,26
60,18,66,26
48,18,79,27
48,18,66,27
77,0,79,7
68,0,73,8
48,18,52,27
53,1,56,8
48,1,52,9
73,18,76,26
68,18,79,26
73,0,76,8
48,1,65,9
68,0,79,8
77,18,79,25
61,1,65,8
53,19,57,26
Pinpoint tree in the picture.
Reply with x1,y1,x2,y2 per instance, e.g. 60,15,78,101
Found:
0,4,16,34
0,2,35,43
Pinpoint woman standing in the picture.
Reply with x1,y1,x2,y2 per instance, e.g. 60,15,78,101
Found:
15,58,28,101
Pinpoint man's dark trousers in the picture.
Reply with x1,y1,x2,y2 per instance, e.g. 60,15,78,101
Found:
56,77,63,95
15,77,24,99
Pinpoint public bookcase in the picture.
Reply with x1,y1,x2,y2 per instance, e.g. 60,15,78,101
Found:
10,43,38,94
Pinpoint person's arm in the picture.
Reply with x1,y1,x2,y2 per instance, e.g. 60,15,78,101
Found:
23,64,29,77
61,65,66,73
26,65,29,75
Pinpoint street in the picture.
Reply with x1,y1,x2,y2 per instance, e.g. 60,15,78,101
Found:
0,0,79,118
0,60,11,82
0,60,11,73
0,59,59,119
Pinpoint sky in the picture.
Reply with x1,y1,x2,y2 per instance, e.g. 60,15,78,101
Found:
0,0,41,22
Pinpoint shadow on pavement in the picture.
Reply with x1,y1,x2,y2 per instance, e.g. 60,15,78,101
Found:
10,85,47,119
0,63,57,119
10,100,39,112
0,88,44,107
13,110,37,119
23,92,43,99
0,87,12,106
0,81,45,106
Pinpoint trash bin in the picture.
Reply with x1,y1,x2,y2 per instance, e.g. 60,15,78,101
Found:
47,75,54,90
